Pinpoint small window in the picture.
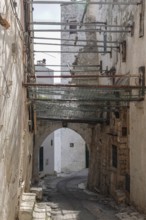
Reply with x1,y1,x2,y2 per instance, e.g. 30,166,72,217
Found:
121,41,126,62
139,13,144,37
112,145,118,168
70,143,74,148
114,111,120,119
69,20,77,34
51,139,53,146
122,127,127,136
125,174,130,193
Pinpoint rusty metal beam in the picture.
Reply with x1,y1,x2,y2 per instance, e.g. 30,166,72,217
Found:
30,21,131,28
34,50,111,53
32,28,131,33
32,37,119,44
31,21,106,26
29,74,139,78
36,117,105,124
35,64,101,67
23,82,144,89
27,1,141,5
33,42,119,49
35,70,100,73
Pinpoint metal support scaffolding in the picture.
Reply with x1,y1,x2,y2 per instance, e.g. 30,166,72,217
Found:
32,28,131,33
35,70,100,73
34,50,111,53
30,21,132,29
29,74,140,78
32,37,119,44
23,83,145,90
35,64,101,67
27,1,141,5
33,42,119,49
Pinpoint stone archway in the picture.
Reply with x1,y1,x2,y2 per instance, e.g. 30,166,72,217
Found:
32,120,95,183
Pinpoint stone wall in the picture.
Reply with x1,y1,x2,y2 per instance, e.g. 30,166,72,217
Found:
0,1,33,219
86,0,146,212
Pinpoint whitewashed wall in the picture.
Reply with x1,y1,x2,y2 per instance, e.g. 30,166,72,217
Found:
0,1,33,219
61,128,86,173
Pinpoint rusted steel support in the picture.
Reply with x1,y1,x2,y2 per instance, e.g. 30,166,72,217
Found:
30,21,131,28
32,29,131,33
34,50,111,53
32,37,119,44
28,74,139,78
27,1,141,5
36,117,105,124
35,64,101,67
23,82,144,89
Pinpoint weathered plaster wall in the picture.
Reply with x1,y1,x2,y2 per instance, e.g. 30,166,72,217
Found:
60,128,86,172
87,0,146,212
0,1,33,219
40,133,55,175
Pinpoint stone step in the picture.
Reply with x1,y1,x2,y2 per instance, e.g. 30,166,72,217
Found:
30,187,43,200
19,193,36,220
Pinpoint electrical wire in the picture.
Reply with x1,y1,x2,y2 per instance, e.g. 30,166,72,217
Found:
10,0,25,40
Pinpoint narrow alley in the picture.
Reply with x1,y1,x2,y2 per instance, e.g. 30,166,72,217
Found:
30,170,145,220
2,0,146,220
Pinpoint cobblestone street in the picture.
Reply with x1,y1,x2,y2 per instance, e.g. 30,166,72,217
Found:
32,170,146,220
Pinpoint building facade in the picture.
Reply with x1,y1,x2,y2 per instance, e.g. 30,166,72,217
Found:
0,0,34,219
60,0,146,212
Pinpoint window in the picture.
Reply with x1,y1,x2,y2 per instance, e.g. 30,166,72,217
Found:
39,146,44,172
112,145,118,168
51,139,53,146
69,20,77,34
122,127,127,136
125,174,130,193
121,41,126,62
70,143,74,147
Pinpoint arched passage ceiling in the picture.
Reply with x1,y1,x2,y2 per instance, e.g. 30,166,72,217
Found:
24,0,144,123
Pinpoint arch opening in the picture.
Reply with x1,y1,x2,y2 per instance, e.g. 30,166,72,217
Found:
38,128,89,176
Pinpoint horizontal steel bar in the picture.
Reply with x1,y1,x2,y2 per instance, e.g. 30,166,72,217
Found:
35,64,101,67
23,82,144,89
36,117,105,124
34,50,111,53
35,70,100,73
30,75,99,78
33,42,119,48
27,1,141,5
29,74,140,78
32,37,119,44
31,21,106,26
32,100,128,107
31,21,131,28
30,97,143,102
32,28,131,33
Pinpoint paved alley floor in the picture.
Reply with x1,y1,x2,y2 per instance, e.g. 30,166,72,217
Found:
33,170,146,220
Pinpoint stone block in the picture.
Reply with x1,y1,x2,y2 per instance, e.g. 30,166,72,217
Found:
114,190,126,204
30,187,43,200
19,193,36,220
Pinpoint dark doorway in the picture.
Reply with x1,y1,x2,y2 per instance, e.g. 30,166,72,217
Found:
39,146,44,171
85,145,89,168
